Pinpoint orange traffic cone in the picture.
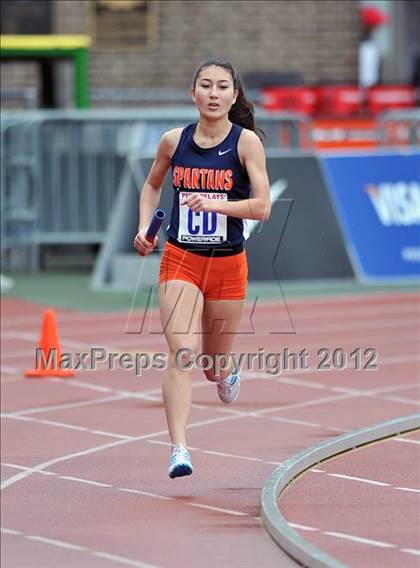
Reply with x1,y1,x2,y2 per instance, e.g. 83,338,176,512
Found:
25,309,75,378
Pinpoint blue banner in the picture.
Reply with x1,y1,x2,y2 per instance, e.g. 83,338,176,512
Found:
321,151,420,281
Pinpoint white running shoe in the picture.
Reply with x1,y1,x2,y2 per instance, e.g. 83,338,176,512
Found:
168,444,193,479
217,372,240,404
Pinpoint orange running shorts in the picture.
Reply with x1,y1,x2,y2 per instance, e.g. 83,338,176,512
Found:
159,241,248,301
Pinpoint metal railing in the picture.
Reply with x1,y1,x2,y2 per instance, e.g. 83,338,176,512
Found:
1,108,312,271
376,109,420,146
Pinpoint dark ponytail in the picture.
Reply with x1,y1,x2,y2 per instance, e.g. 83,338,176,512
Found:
192,57,265,141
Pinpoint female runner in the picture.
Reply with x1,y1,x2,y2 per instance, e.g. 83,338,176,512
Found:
134,57,271,478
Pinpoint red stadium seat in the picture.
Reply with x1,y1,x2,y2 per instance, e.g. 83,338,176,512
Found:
366,85,416,114
261,86,317,115
314,85,362,117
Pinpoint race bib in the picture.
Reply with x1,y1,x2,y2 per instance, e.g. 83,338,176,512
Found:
178,192,227,245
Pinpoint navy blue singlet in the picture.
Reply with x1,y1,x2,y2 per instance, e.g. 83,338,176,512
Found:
167,122,251,255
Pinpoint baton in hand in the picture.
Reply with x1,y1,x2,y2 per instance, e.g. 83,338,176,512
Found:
145,209,166,243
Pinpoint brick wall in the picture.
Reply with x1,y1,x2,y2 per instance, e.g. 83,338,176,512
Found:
1,0,361,106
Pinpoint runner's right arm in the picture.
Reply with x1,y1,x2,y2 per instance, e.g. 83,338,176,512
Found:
133,130,177,256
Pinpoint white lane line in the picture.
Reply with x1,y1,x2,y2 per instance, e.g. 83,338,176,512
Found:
323,531,396,548
241,374,326,390
151,439,264,462
1,414,132,440
313,468,420,493
0,366,19,375
3,451,266,519
8,394,129,417
0,438,136,491
148,440,200,451
1,377,415,481
203,449,262,462
91,551,156,568
149,440,281,468
253,393,355,416
378,355,420,365
0,413,242,490
402,548,420,556
4,459,419,556
1,414,32,422
3,410,248,447
1,463,57,477
118,327,420,351
26,535,86,551
288,522,319,532
250,374,420,406
60,476,112,488
3,386,166,418
393,437,420,445
3,330,420,362
1,378,408,451
149,439,266,464
2,526,157,568
95,375,420,410
293,317,419,335
250,352,419,376
5,367,415,424
253,302,420,323
368,382,419,395
63,380,114,393
113,391,162,403
185,415,243,430
148,440,271,464
104,314,420,345
7,461,214,512
5,459,250,521
271,415,348,434
2,291,418,327
37,420,89,432
384,396,420,406
91,431,135,440
310,468,325,473
327,474,390,487
2,367,416,498
270,417,324,428
2,298,416,329
1,330,89,350
85,320,420,349
118,488,171,501
187,503,248,516
1,312,127,326
1,349,35,358
289,521,419,557
1,527,22,535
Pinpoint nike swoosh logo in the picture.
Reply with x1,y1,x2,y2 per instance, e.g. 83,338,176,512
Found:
218,149,232,156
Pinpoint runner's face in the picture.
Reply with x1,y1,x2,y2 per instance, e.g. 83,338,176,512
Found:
192,66,238,119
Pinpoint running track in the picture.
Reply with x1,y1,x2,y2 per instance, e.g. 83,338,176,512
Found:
1,291,419,567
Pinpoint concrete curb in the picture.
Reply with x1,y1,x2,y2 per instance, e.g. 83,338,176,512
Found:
261,413,420,568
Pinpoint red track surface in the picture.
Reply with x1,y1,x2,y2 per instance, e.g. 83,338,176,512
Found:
280,430,420,567
1,292,419,567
